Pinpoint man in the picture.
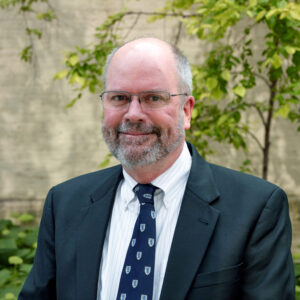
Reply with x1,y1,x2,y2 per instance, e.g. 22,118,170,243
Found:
19,38,295,300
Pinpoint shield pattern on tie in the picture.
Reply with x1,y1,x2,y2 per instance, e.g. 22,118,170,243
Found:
140,224,146,232
151,210,156,219
120,293,126,300
136,251,142,260
132,279,138,288
125,265,131,274
148,238,155,247
144,266,151,275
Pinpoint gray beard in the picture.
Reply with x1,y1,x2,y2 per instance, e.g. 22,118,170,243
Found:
102,118,185,167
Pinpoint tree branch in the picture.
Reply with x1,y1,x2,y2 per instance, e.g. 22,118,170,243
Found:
253,72,271,88
124,12,141,40
247,130,264,151
236,125,264,151
173,21,183,46
122,11,202,18
247,103,267,127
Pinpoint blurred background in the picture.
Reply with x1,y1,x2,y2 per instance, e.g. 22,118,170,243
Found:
1,0,300,297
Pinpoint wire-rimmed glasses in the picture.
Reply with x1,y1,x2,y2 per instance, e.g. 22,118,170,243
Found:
99,90,188,111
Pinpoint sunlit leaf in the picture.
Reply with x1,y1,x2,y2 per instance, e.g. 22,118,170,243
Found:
53,70,68,80
271,53,282,69
232,86,246,98
255,10,266,22
206,77,218,90
221,70,231,81
275,103,290,118
8,256,23,265
68,55,79,66
17,214,34,223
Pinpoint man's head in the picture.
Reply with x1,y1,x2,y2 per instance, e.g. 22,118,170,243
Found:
102,39,193,96
101,38,194,171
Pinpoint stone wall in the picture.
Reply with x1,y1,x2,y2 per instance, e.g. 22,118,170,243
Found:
0,0,299,247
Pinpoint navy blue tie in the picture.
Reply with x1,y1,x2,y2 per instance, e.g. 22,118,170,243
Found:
116,184,157,300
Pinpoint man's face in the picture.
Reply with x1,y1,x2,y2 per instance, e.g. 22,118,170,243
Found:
102,41,193,167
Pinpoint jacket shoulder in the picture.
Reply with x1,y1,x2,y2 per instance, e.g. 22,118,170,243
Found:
53,164,122,192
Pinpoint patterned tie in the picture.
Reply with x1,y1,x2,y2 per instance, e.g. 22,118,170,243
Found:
116,183,157,300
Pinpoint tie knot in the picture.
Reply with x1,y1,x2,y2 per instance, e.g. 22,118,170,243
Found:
134,183,157,206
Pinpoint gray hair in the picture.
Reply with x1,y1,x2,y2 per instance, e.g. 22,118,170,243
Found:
102,39,193,95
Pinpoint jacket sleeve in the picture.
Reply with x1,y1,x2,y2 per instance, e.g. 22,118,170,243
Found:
18,188,56,300
241,187,295,300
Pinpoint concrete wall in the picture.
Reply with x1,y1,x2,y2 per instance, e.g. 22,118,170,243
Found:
0,0,299,246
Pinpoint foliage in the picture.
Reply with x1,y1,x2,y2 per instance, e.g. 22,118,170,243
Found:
0,214,38,300
0,0,56,62
294,252,300,299
52,0,300,179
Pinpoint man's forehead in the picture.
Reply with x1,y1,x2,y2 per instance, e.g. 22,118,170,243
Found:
111,39,174,66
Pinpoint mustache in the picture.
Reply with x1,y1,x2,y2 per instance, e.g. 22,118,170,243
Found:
117,122,161,137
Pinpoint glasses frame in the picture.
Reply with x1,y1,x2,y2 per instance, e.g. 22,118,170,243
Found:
99,90,188,110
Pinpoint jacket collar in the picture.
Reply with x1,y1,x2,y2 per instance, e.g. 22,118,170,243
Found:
159,142,221,300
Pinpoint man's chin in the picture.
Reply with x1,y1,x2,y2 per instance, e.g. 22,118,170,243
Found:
119,133,156,146
115,146,159,167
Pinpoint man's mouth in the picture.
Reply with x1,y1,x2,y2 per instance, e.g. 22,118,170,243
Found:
119,131,152,136
116,122,161,138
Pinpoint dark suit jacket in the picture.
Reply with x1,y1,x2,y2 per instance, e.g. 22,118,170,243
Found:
19,143,295,300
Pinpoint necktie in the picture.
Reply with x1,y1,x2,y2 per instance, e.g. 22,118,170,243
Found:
116,183,157,300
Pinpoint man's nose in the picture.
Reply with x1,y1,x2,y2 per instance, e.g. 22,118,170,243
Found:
123,96,145,122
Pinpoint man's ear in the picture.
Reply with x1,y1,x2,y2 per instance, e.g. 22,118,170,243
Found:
183,96,195,130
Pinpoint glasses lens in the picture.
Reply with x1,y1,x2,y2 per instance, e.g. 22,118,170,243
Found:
140,91,170,110
102,92,130,110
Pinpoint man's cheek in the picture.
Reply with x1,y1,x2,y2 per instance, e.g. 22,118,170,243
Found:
103,113,121,128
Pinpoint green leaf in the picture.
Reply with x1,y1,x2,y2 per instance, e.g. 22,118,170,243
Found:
0,239,17,250
98,153,113,169
19,263,33,273
65,98,78,108
206,77,218,91
4,293,16,300
249,0,257,7
53,70,68,80
0,269,11,286
17,214,34,223
293,252,300,260
8,256,23,265
191,109,198,119
211,88,223,100
69,73,85,86
221,70,231,81
217,115,228,126
266,8,280,19
2,229,10,236
275,103,290,118
232,86,246,98
0,220,12,231
271,53,282,69
68,55,79,66
255,10,266,22
289,9,300,21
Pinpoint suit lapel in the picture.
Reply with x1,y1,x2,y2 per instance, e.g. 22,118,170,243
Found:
76,166,123,300
160,144,220,300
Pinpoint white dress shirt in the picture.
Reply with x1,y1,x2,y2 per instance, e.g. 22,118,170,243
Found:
97,143,192,300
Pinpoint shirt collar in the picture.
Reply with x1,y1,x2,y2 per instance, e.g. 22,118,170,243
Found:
121,142,192,209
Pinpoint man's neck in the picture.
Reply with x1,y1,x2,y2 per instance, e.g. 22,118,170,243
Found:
123,142,185,184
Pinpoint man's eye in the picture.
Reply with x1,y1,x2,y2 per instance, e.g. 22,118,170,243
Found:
111,95,128,102
145,94,163,102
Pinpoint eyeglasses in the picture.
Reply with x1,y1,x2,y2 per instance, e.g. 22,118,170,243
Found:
99,90,188,111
